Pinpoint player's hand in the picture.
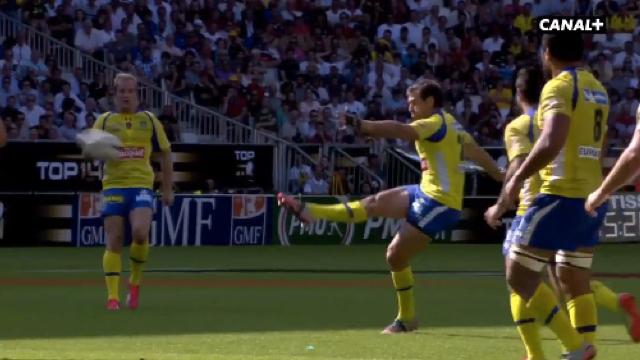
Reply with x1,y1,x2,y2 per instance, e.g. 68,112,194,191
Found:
585,188,607,217
162,188,174,207
341,113,362,134
484,203,504,229
503,176,522,208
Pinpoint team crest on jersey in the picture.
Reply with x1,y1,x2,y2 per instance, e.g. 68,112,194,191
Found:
126,121,132,129
139,120,148,129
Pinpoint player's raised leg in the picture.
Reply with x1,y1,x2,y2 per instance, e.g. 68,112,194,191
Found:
277,186,411,224
103,214,125,311
127,201,153,310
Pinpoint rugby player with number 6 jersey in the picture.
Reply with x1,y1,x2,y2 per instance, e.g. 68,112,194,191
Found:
94,73,174,311
277,79,504,334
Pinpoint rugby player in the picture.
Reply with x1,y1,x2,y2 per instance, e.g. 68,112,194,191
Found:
278,79,504,334
94,73,174,310
489,66,640,360
486,33,609,359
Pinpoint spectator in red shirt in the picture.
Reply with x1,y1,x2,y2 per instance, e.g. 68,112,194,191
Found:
223,86,247,122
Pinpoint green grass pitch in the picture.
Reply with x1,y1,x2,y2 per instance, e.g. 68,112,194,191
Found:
1,244,639,360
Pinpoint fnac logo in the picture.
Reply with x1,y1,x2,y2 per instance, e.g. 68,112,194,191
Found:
536,16,606,34
233,195,265,219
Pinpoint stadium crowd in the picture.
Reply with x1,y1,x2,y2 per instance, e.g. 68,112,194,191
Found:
1,0,640,194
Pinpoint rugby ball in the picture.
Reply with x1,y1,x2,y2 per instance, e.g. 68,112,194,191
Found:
76,129,122,161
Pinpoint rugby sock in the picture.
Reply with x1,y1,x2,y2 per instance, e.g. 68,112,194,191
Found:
568,293,598,344
527,282,584,352
103,250,121,301
591,280,619,312
129,242,149,286
510,292,545,360
391,267,416,322
306,201,368,223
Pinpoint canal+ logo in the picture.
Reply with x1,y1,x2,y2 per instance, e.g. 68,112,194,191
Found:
536,16,606,34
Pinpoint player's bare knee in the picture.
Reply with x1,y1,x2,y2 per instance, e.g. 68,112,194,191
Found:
105,236,123,252
131,228,149,244
385,243,407,271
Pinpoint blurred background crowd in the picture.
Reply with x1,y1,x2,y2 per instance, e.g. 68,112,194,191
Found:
1,0,639,194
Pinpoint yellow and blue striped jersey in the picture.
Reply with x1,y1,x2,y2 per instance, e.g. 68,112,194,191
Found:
504,109,541,216
93,111,171,190
410,111,470,210
537,67,609,198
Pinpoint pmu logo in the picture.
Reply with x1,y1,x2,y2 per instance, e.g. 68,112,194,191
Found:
536,16,606,34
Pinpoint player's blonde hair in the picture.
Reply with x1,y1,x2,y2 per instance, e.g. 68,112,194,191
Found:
113,72,138,90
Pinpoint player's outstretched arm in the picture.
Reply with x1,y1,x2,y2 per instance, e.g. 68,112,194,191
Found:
359,119,419,141
586,128,640,215
462,135,504,182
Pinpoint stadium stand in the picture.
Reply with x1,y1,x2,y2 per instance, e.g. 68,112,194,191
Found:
1,0,640,194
